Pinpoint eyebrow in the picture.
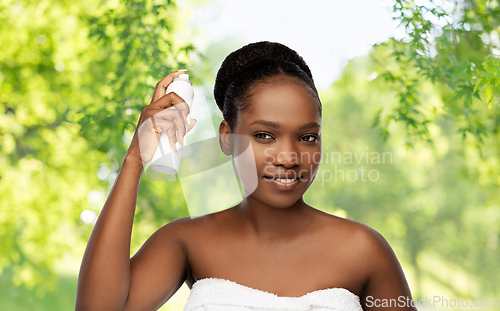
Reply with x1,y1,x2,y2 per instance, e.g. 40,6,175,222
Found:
250,120,320,131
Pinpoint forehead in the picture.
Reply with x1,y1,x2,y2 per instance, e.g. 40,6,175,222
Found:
240,76,321,126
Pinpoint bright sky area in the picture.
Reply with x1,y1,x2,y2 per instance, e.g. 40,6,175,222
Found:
186,0,406,89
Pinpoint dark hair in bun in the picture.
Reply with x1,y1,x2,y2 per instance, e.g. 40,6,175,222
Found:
214,41,321,130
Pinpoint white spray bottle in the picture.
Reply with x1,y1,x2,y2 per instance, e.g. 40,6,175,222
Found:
150,73,194,174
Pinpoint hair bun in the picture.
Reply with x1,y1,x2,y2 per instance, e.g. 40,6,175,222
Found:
214,41,314,112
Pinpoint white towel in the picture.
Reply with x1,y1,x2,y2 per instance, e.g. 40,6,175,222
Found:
183,277,363,311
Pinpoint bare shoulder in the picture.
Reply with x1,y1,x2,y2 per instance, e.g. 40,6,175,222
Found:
341,217,393,257
313,209,396,268
154,216,191,241
126,215,219,310
158,209,233,243
155,215,206,241
314,211,415,308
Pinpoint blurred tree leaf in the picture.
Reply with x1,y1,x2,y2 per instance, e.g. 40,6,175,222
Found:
0,0,199,296
375,0,500,147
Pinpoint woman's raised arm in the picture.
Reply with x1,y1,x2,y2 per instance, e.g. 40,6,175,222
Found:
76,71,196,311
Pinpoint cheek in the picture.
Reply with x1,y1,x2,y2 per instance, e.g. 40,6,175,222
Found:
252,144,277,175
309,146,322,166
299,146,322,180
231,135,259,197
254,144,272,162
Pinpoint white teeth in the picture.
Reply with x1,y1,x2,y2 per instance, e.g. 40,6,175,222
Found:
277,178,295,183
266,176,300,183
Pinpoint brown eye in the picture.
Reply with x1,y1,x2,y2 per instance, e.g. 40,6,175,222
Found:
300,135,318,142
255,133,273,140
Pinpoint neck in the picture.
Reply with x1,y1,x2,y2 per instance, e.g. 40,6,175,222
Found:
236,196,313,241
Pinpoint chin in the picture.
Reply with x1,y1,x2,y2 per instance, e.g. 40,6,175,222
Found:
246,181,306,209
249,193,303,209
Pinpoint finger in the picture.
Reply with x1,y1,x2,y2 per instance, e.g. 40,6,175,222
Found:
150,92,190,118
173,101,190,126
150,98,190,135
179,118,197,146
152,70,188,102
171,109,187,146
151,70,188,102
153,109,187,150
152,102,189,126
153,118,178,151
155,108,191,146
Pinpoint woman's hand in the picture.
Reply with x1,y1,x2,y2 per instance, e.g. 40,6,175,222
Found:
126,70,197,167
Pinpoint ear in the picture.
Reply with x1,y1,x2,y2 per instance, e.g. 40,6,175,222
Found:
219,120,232,155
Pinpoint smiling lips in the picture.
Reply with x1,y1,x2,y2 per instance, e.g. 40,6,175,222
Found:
264,175,300,183
263,174,302,190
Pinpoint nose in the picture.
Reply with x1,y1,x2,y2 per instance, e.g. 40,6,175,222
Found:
273,140,300,168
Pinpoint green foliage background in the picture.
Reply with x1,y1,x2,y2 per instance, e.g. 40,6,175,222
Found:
0,0,498,310
0,0,198,308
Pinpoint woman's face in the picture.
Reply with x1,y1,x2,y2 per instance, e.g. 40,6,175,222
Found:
230,75,322,209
